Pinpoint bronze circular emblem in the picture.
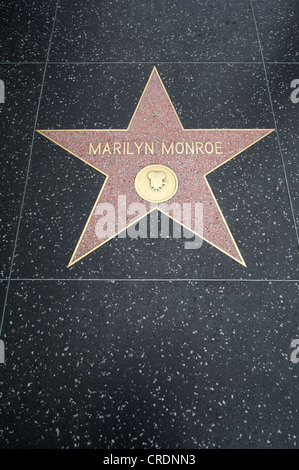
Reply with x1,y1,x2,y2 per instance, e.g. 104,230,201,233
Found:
135,164,178,203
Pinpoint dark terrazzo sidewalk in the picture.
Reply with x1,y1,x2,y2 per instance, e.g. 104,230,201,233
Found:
0,0,298,449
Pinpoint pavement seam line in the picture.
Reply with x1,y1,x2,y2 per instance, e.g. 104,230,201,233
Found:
250,0,299,247
0,0,60,337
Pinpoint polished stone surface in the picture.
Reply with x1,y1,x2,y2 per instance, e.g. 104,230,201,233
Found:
0,281,298,449
50,0,261,63
0,1,57,62
0,65,43,278
0,0,298,450
266,64,299,229
254,0,299,62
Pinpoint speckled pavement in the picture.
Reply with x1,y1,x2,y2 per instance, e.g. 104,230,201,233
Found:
0,0,298,449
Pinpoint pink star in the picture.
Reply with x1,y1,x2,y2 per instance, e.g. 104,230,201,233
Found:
38,68,274,267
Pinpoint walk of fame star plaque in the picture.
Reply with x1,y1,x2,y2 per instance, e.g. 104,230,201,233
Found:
37,67,274,267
